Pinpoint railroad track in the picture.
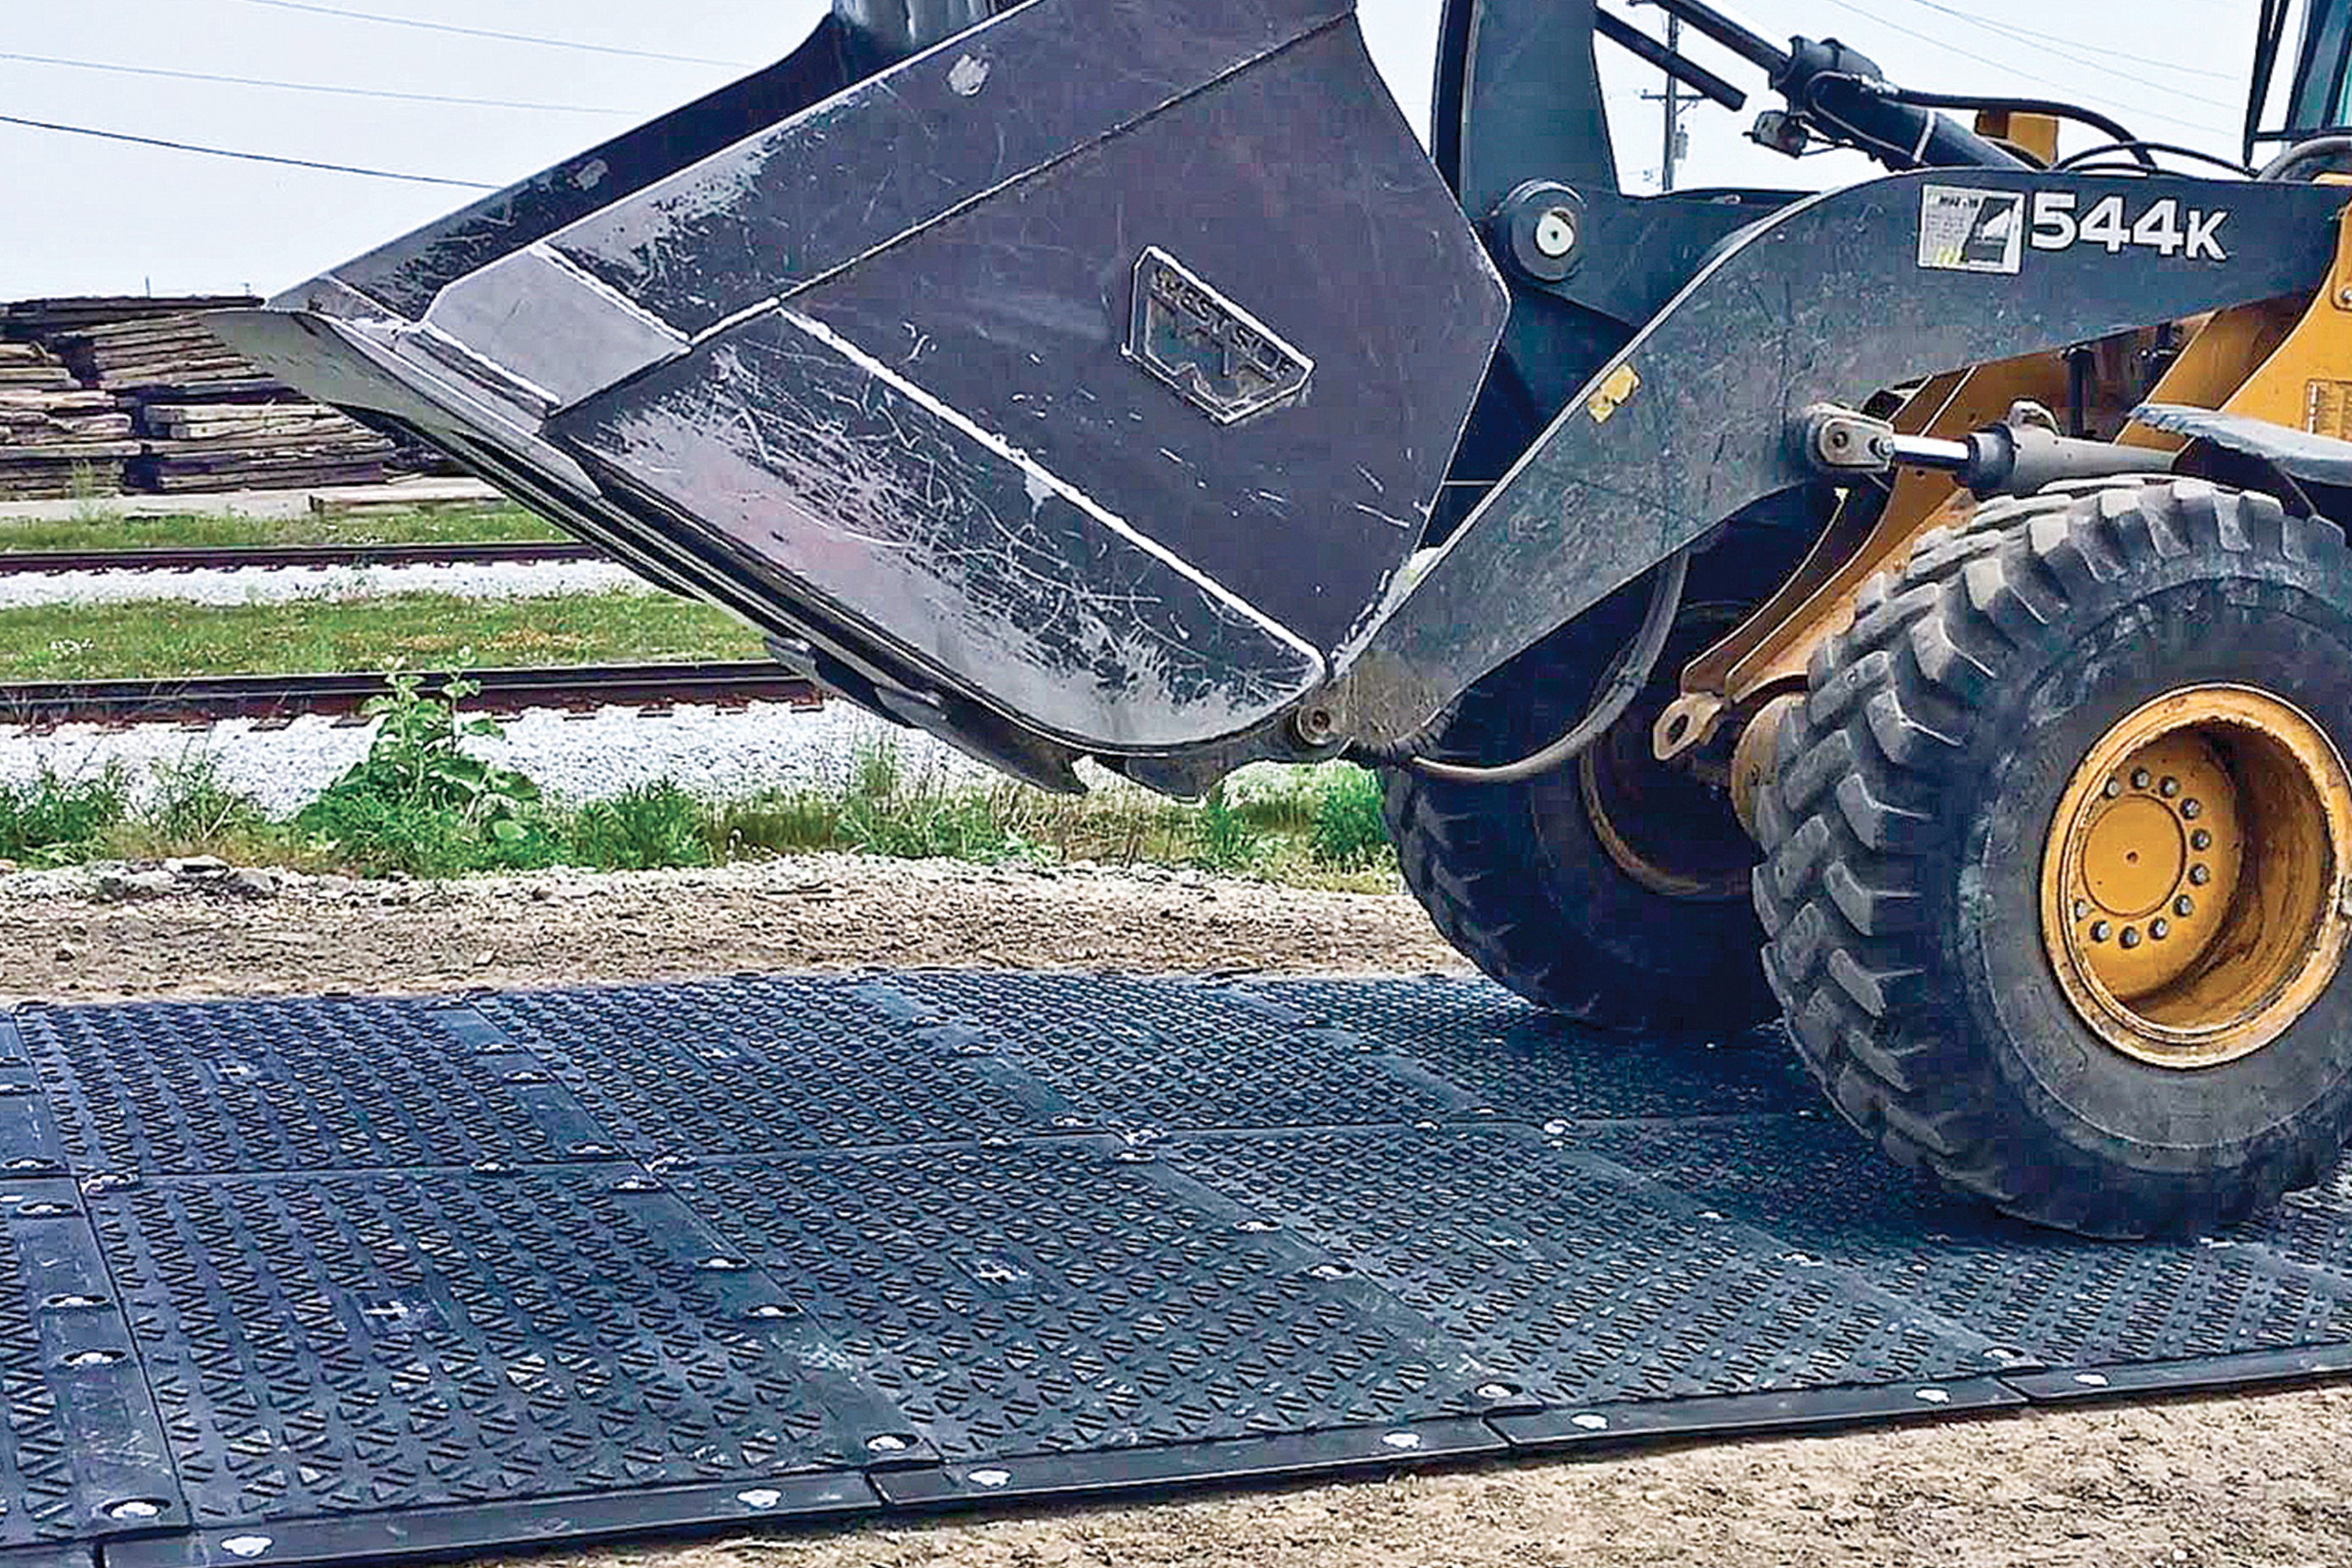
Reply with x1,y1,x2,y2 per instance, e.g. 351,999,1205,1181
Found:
0,662,823,728
0,540,605,575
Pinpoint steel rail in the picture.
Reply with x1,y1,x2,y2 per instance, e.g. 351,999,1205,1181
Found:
0,661,824,727
0,540,606,575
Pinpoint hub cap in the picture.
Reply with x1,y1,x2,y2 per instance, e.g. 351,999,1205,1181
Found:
2041,685,2352,1068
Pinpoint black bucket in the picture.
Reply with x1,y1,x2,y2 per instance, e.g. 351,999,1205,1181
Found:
212,0,1504,785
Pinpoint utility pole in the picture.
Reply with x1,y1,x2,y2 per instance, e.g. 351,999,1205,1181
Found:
1638,13,1691,192
1661,14,1682,192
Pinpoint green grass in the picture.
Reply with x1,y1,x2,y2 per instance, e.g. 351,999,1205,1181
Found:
0,735,1399,891
1308,763,1391,872
66,465,121,527
614,754,1397,889
565,782,717,872
0,764,133,866
0,589,763,680
0,503,565,554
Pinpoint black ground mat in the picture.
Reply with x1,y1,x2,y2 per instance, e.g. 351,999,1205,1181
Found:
6,972,2352,1564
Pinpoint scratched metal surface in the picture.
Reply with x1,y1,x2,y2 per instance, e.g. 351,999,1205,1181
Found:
17,972,2352,1564
540,0,1359,339
557,308,1324,749
777,21,1509,651
545,11,1504,745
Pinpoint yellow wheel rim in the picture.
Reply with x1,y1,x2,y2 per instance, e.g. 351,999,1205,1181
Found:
2041,685,2352,1068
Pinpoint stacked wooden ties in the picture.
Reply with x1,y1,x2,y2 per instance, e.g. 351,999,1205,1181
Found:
49,313,397,492
0,296,420,495
0,341,137,499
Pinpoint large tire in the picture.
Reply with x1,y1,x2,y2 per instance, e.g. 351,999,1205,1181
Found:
1383,553,1791,1035
1755,479,2352,1236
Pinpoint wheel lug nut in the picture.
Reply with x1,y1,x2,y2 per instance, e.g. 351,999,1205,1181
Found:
2176,895,2195,916
2091,922,2111,942
2120,927,2142,949
2182,799,2202,819
2104,779,2122,799
2073,899,2089,920
2191,829,2212,851
2132,769,2151,789
2160,776,2180,797
2151,919,2169,940
2190,863,2211,884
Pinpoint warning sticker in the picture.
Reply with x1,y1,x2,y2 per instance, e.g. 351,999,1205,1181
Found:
1918,185,2027,275
2309,381,2352,439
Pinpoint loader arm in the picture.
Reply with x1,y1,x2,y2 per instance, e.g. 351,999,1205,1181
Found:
1325,169,2352,748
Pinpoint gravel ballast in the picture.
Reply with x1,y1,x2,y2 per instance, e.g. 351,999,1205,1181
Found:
0,558,649,608
0,702,991,811
0,703,1337,812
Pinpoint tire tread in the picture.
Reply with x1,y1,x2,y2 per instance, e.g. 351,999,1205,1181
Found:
1754,479,2346,1236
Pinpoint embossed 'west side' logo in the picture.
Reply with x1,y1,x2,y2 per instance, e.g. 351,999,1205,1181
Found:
1123,248,1313,426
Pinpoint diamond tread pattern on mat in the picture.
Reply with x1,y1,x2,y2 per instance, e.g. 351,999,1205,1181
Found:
1163,1123,1991,1405
474,978,1053,1158
10,971,2352,1563
1581,1117,2352,1368
1237,978,1817,1123
0,1205,82,1551
84,1164,887,1528
889,972,1468,1132
0,1018,64,1181
680,1140,1480,1461
13,999,571,1176
0,1182,183,1549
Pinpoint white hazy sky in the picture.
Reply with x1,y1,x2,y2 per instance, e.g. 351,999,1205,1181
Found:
0,0,2273,300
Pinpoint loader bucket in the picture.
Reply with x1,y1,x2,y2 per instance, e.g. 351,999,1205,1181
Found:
212,0,1507,787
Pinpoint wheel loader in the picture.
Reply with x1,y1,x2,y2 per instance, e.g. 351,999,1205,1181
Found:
216,0,2352,1237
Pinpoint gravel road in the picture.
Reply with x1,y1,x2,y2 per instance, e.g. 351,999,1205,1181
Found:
9,856,2346,1568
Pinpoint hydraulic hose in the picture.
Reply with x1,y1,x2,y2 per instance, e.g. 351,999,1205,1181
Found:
2258,136,2352,181
2054,141,2252,177
1870,86,2152,165
1402,549,1690,785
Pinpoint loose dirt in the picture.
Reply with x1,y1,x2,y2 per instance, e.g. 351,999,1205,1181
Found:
11,855,2348,1567
536,1389,2352,1567
0,855,1467,1006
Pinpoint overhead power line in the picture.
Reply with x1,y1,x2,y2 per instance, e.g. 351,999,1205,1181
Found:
0,113,498,187
0,50,630,114
1896,7,2237,83
1888,0,2238,107
1808,0,2234,140
220,0,753,69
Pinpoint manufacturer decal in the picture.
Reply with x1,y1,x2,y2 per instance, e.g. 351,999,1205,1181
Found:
1918,185,2026,274
1919,187,2233,271
1125,248,1312,425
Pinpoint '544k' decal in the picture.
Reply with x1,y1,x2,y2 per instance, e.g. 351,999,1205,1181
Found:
1918,184,2231,275
2029,191,2229,260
